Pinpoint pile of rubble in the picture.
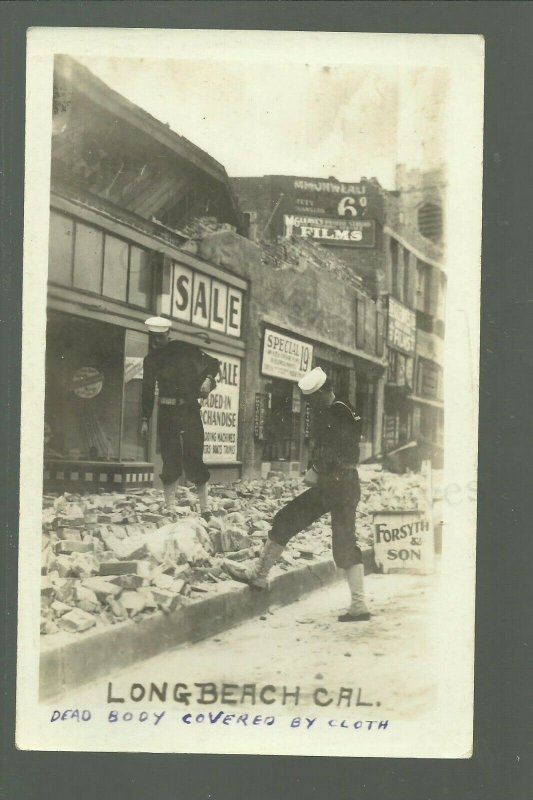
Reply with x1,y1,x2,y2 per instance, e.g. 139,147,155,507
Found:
261,235,365,292
40,469,426,636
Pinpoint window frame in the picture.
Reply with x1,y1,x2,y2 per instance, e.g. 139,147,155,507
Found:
47,210,155,312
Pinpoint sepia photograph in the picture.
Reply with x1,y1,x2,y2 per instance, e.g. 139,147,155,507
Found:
17,28,484,757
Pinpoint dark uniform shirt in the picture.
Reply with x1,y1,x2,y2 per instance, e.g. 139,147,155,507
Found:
311,400,362,476
141,340,220,420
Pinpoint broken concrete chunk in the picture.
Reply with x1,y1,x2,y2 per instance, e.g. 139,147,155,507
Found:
151,572,176,591
50,600,73,616
56,540,95,554
58,608,96,633
108,598,128,620
108,574,144,590
41,576,55,597
99,560,149,577
151,588,182,613
120,591,147,616
221,528,253,553
82,577,123,600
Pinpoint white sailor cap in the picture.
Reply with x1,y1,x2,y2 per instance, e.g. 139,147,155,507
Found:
298,366,327,395
144,316,171,333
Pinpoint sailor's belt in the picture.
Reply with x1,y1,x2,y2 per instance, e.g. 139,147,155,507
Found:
159,397,186,406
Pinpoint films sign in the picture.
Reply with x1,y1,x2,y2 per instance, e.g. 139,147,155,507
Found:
387,297,416,354
373,509,434,575
202,354,240,463
283,215,375,247
261,329,313,381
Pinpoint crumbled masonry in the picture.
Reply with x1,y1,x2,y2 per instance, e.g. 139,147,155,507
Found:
40,467,430,635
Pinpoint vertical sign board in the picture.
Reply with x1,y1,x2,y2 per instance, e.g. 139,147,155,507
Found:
254,393,267,441
373,509,435,574
202,354,240,463
304,402,312,439
387,297,416,354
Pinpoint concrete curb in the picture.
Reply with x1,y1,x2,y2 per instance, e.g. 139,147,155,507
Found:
40,549,376,701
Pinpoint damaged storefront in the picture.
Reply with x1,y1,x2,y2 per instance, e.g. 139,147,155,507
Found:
251,298,385,478
44,55,247,493
44,199,247,493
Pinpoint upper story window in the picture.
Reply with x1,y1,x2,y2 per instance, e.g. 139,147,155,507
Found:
415,259,432,315
389,237,400,300
417,202,443,243
48,210,152,310
403,247,410,304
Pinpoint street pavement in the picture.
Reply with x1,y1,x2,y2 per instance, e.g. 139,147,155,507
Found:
58,569,439,720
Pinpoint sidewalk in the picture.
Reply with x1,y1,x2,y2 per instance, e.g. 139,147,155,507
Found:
39,468,427,700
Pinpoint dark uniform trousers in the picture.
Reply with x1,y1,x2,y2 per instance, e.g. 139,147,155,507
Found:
157,402,210,487
269,471,363,569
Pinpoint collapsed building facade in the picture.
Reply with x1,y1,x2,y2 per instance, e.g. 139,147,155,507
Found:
233,168,446,470
44,56,443,495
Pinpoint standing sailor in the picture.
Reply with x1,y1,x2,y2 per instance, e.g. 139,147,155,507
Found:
140,317,220,519
225,366,370,622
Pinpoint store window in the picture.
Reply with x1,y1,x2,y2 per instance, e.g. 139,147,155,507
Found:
128,246,152,308
403,248,410,305
44,313,124,461
390,237,399,299
415,259,431,314
122,330,149,460
73,222,104,294
262,379,301,462
48,211,74,285
47,210,153,309
417,358,442,400
103,234,129,302
388,349,414,388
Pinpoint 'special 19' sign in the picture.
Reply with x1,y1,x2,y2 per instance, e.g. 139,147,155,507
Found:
261,328,313,382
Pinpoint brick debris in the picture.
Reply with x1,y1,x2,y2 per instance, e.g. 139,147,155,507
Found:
40,467,427,635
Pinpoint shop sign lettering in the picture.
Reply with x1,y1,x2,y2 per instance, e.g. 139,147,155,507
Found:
254,393,268,441
261,329,313,382
387,297,416,354
165,262,242,338
373,510,434,575
283,215,375,247
202,354,240,464
304,402,312,439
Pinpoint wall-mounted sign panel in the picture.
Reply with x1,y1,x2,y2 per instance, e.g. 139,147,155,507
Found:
284,215,375,247
202,354,241,463
161,261,243,338
387,296,416,354
261,328,313,382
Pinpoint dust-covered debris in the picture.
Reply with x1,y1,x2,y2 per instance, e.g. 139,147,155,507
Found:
40,470,428,635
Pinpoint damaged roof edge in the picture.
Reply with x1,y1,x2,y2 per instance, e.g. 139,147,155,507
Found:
53,54,232,187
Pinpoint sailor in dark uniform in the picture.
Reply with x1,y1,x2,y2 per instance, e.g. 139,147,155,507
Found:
226,366,370,622
140,317,220,518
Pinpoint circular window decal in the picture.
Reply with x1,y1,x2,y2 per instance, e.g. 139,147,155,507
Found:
72,367,104,399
